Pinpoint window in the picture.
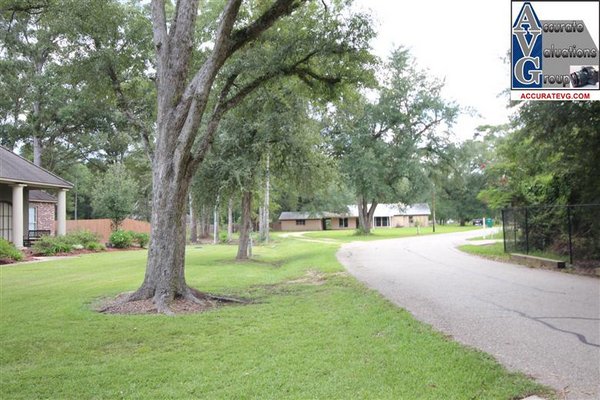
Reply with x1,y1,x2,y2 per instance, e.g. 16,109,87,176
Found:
339,218,349,228
409,216,414,225
295,219,306,226
375,216,389,227
29,206,37,231
0,201,12,241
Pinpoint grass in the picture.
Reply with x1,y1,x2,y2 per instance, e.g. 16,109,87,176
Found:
0,238,552,399
459,242,569,264
466,230,504,241
298,225,479,243
458,242,511,261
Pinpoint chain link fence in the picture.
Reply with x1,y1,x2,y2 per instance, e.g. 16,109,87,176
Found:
502,204,600,269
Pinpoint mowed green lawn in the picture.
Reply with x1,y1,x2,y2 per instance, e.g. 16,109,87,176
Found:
1,238,551,399
301,225,480,242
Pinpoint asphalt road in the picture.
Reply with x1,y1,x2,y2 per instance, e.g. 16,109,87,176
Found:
337,229,600,400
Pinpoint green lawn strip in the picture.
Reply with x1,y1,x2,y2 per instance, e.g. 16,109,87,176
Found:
459,242,569,264
458,242,512,261
298,225,479,243
1,240,551,399
466,230,504,241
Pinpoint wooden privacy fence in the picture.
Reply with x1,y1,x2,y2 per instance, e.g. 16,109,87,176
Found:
63,218,151,244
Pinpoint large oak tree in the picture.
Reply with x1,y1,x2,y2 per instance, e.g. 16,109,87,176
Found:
128,0,373,313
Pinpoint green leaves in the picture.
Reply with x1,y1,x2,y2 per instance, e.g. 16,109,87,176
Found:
91,163,137,229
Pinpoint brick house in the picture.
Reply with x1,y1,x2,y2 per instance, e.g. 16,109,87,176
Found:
278,203,431,231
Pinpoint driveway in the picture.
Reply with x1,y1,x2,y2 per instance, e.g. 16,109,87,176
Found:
337,229,600,399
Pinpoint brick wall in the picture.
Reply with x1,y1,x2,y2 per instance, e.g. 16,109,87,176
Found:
35,202,56,235
280,219,323,231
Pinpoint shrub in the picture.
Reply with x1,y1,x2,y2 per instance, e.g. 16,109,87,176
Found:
130,232,149,248
0,238,23,262
109,229,133,248
219,231,229,243
69,230,101,247
85,241,106,251
32,236,73,256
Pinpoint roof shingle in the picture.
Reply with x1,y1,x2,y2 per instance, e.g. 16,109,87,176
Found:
0,146,73,189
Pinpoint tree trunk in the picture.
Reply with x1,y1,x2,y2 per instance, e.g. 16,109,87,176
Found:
128,167,196,314
237,190,252,260
432,185,436,233
199,205,210,238
357,197,377,234
227,198,233,242
258,205,265,241
261,153,270,243
213,198,219,245
32,55,44,167
189,195,198,243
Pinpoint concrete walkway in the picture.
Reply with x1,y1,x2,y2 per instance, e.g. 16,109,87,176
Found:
337,229,600,399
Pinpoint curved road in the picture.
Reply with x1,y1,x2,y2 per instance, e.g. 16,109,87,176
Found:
337,229,600,399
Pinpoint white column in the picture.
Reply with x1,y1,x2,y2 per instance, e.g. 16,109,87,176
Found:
57,189,67,236
11,184,26,249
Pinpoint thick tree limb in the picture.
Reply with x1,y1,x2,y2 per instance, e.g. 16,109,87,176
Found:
106,65,155,162
229,0,307,54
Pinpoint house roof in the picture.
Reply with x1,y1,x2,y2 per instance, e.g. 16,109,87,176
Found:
279,211,341,220
29,190,57,203
346,203,431,218
0,146,73,189
402,203,431,216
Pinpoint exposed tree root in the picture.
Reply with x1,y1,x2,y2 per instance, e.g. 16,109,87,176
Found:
97,285,247,315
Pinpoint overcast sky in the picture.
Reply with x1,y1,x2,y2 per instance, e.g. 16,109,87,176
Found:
352,0,514,142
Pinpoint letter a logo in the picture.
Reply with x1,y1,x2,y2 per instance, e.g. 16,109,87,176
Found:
512,2,543,88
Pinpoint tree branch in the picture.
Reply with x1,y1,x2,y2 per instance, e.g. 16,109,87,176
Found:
107,64,154,163
229,0,307,55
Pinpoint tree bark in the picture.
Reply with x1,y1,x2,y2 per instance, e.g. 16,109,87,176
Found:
213,198,219,244
189,194,198,243
237,190,252,260
128,167,195,314
260,152,270,243
357,197,377,234
432,184,436,233
227,198,233,242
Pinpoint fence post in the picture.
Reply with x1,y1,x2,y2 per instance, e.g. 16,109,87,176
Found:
502,209,507,253
567,206,573,265
525,207,529,254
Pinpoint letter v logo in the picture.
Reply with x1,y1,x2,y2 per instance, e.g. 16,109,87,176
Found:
512,2,543,88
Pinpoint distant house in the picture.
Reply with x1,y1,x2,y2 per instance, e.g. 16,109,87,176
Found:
278,203,431,231
278,211,358,231
0,146,72,248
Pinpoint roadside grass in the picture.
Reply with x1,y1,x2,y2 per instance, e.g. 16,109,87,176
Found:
459,242,569,264
459,242,511,261
467,230,504,241
1,239,552,399
299,225,479,243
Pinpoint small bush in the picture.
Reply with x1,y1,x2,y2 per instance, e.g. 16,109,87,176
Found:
69,230,101,247
219,231,229,243
85,241,106,251
109,230,133,248
33,236,73,256
129,231,150,248
0,238,23,261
